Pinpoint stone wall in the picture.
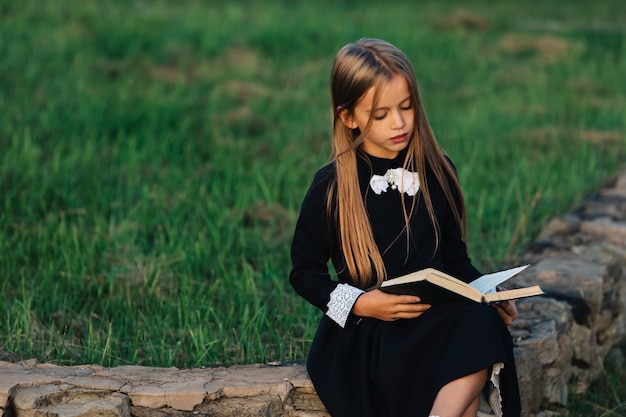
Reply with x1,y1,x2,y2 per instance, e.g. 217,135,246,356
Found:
1,168,625,417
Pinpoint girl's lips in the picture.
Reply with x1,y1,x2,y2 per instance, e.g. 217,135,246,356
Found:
390,133,408,143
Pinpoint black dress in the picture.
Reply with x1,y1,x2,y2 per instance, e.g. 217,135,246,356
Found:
290,149,521,417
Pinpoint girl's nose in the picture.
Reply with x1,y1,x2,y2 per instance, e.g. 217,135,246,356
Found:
391,111,405,129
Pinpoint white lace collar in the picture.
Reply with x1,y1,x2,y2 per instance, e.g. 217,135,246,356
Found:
369,168,420,196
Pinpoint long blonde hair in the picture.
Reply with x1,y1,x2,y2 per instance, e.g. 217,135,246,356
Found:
329,38,467,289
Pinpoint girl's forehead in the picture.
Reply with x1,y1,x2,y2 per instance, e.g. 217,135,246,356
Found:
357,74,410,110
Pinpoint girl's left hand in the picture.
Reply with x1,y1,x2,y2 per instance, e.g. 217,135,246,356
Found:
492,299,518,326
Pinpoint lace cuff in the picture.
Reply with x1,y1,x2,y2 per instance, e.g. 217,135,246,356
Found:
326,283,365,328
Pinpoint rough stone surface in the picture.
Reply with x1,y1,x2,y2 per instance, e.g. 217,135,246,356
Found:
12,384,130,417
1,168,625,417
0,363,319,417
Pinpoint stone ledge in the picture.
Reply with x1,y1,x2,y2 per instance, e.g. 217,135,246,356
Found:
1,168,625,417
0,362,324,417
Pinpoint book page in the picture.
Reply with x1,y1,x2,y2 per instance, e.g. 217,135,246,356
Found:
469,265,530,295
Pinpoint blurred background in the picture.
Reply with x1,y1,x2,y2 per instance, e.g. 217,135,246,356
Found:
1,0,625,413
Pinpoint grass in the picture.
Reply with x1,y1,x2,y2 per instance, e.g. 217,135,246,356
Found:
1,0,625,413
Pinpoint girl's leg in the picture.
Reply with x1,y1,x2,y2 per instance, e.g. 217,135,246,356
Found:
429,368,488,417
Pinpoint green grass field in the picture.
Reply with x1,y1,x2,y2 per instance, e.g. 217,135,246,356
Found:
1,0,625,414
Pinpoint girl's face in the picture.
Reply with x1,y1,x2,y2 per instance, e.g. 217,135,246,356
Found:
343,73,414,159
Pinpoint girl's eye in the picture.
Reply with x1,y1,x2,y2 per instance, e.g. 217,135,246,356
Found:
373,112,387,120
401,103,412,111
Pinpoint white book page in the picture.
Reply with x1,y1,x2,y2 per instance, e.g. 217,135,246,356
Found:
469,265,530,295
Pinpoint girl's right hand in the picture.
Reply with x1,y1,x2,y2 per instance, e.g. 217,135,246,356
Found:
352,289,431,321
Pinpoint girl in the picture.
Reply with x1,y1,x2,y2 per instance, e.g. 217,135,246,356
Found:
289,38,521,417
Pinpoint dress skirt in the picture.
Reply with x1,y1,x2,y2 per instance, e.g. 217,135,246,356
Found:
307,302,521,417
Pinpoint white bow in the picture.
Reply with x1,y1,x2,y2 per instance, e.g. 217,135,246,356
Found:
369,168,420,196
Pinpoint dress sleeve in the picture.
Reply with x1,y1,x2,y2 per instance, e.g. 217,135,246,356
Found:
440,159,482,283
289,167,363,327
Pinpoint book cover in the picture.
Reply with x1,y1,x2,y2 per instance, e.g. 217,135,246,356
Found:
378,266,544,304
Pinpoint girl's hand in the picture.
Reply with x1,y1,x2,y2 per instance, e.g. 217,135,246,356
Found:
352,289,431,321
492,299,518,326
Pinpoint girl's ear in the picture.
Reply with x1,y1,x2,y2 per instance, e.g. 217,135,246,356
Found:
338,109,358,129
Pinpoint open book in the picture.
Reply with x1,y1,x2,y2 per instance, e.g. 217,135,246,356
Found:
378,265,544,304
